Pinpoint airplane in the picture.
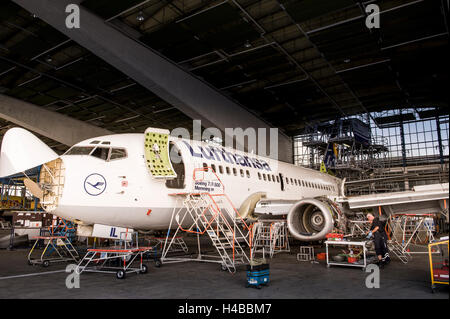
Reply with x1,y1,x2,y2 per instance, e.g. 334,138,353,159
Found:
0,127,448,242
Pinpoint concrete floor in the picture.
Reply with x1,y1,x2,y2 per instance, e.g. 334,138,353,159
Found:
0,242,448,299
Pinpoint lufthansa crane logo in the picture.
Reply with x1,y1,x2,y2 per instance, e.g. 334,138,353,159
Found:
84,173,107,196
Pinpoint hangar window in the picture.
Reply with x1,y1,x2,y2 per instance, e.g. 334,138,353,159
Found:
65,146,94,155
226,167,231,175
219,166,223,174
110,148,127,161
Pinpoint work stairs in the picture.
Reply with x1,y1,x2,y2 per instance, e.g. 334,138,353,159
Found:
387,215,434,256
163,166,251,273
43,218,79,259
387,240,410,264
182,192,250,273
251,221,290,258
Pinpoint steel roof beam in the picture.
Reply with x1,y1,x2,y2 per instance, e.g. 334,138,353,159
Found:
12,0,292,162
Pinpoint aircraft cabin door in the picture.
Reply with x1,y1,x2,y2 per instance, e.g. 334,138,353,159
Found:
279,173,285,191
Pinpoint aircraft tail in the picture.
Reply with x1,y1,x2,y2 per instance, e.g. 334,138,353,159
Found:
0,127,59,177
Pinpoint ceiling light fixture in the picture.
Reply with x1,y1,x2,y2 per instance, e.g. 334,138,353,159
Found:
136,11,145,22
244,40,252,48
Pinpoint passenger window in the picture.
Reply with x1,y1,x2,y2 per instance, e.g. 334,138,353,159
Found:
219,166,223,174
272,175,276,182
233,168,237,176
286,177,289,184
110,148,127,161
276,176,279,183
263,174,267,181
258,172,261,180
226,167,231,175
211,164,216,173
240,169,244,177
267,175,271,182
294,179,298,186
246,170,250,178
290,178,293,184
203,163,208,171
91,147,110,161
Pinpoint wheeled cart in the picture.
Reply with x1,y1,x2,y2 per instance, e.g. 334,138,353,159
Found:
428,239,449,293
28,236,79,267
325,240,368,270
75,246,154,279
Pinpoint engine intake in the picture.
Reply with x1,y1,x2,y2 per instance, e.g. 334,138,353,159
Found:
287,198,334,241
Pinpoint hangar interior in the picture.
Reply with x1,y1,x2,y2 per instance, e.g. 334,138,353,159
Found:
0,0,448,299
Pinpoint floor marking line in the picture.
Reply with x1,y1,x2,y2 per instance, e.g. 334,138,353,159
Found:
0,270,66,280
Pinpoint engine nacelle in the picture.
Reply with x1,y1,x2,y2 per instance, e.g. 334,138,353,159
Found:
287,198,335,241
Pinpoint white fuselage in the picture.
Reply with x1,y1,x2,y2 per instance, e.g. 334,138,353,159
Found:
53,134,341,230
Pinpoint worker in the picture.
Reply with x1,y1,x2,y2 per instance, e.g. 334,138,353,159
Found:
366,212,390,267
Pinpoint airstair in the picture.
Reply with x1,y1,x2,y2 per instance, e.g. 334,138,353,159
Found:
161,167,251,273
251,221,290,258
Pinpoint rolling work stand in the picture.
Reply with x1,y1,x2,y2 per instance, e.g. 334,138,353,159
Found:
76,246,154,279
28,236,79,267
76,232,154,279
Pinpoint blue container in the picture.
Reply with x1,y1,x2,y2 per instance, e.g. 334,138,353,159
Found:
246,264,270,289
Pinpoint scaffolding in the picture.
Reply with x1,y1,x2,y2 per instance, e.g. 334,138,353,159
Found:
294,109,449,195
161,167,251,273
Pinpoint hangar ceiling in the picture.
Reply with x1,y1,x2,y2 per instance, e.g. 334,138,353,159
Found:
0,0,448,152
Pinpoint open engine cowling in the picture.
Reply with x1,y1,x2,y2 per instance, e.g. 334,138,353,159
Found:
287,198,335,241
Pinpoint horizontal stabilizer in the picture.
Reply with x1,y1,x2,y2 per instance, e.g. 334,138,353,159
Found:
0,128,59,177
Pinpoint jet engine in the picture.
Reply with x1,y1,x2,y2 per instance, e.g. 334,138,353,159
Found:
287,198,336,241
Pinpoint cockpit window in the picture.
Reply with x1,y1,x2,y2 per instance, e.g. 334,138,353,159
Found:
91,147,110,161
110,148,127,160
65,147,94,155
90,141,100,145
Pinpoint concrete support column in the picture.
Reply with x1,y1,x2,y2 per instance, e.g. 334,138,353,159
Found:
0,94,112,146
